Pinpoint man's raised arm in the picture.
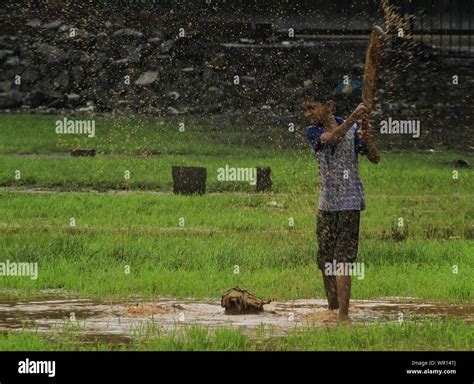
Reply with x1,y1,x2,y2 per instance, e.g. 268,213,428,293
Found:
321,103,369,144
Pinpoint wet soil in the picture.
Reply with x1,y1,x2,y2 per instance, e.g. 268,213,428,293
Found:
0,295,471,343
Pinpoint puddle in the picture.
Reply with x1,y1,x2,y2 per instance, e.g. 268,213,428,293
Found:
0,295,471,343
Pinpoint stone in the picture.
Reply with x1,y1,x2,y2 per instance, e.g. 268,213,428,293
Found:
0,80,12,92
70,66,84,83
168,91,180,100
452,159,470,168
167,106,179,114
66,93,81,107
253,23,273,39
78,102,95,113
135,71,158,85
171,36,209,61
148,37,161,45
25,19,41,28
0,36,17,49
111,59,129,67
21,67,39,84
53,72,70,90
58,25,71,33
160,39,175,53
256,167,272,192
0,50,13,61
23,91,47,107
43,21,63,30
70,149,96,157
5,56,19,66
34,43,68,64
117,45,142,63
143,53,170,68
0,90,23,108
112,28,144,39
172,166,207,195
47,95,67,108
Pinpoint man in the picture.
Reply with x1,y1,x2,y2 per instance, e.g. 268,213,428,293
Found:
301,89,380,320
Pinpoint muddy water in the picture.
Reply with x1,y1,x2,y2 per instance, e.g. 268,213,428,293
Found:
0,295,472,343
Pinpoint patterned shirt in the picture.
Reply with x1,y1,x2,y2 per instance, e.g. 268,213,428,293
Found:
305,117,367,211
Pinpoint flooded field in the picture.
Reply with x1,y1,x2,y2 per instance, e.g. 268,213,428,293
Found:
0,295,472,343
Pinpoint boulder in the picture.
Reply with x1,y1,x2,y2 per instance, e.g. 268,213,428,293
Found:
0,49,13,61
256,167,272,192
34,43,68,64
0,80,13,92
42,21,63,30
172,166,207,195
135,71,158,86
0,90,23,108
5,56,20,66
23,90,64,108
112,28,144,39
25,19,41,28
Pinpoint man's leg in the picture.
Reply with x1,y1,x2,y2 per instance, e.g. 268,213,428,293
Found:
316,210,338,309
334,210,360,320
337,272,351,320
322,272,339,310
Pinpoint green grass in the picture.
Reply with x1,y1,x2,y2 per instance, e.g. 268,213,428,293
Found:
1,319,471,351
0,114,472,301
0,191,472,238
0,113,472,194
0,113,472,350
0,150,473,194
0,113,299,156
0,196,472,301
0,331,114,351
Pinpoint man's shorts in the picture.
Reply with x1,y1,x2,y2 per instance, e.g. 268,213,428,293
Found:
316,209,360,271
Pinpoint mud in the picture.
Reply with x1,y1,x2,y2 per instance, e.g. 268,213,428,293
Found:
0,294,471,344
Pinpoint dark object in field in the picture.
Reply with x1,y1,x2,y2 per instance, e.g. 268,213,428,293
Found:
70,149,96,157
172,166,207,195
256,167,272,192
253,23,273,39
221,287,270,315
391,223,409,242
452,159,470,168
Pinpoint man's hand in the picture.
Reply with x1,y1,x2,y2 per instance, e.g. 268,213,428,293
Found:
321,103,369,144
357,121,373,137
349,103,369,122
